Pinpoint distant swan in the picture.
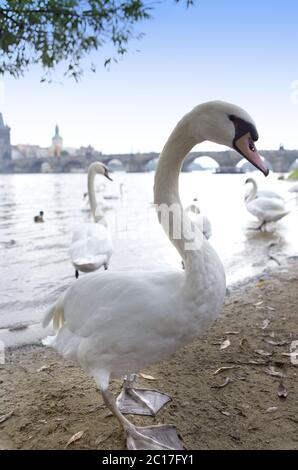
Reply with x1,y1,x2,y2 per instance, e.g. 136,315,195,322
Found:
245,179,289,230
43,101,268,450
185,200,212,240
80,192,90,212
69,162,113,278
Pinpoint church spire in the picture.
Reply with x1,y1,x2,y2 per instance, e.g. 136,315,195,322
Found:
52,123,63,157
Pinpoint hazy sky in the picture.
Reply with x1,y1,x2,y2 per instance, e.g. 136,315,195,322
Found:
1,0,298,153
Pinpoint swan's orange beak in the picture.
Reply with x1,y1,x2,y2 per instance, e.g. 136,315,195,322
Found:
234,133,269,176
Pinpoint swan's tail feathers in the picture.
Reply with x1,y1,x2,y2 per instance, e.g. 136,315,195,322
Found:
42,295,65,331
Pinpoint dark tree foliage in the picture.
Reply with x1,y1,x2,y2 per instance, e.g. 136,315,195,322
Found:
0,0,193,80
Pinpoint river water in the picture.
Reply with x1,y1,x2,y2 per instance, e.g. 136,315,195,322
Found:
0,171,297,346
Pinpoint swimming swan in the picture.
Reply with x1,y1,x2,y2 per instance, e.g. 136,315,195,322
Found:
69,162,113,278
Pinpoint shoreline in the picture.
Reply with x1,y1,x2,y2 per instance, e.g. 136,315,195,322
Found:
2,245,296,350
0,259,298,450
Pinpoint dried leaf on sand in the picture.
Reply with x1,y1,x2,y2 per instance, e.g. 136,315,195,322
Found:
0,411,14,424
261,319,270,330
211,377,231,389
212,366,238,376
255,349,272,357
65,430,86,448
256,279,266,288
264,366,286,378
266,406,278,413
220,339,230,350
139,373,156,381
37,365,50,372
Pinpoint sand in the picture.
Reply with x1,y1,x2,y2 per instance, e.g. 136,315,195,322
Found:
0,260,298,450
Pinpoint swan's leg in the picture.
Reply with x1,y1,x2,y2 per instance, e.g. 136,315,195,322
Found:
257,221,266,231
75,270,79,279
100,384,183,450
104,263,108,270
181,260,185,270
116,374,171,416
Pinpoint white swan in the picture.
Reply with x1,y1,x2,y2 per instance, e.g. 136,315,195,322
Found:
288,183,298,194
43,101,268,450
245,177,283,201
245,180,290,231
69,162,113,278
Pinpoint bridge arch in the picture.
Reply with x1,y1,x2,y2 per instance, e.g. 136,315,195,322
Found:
144,158,159,171
104,158,125,171
30,159,49,173
62,159,85,173
289,158,298,171
191,156,220,171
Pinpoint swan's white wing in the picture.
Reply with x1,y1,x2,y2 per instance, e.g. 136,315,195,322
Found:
248,197,286,212
45,241,225,376
257,190,283,200
246,197,290,222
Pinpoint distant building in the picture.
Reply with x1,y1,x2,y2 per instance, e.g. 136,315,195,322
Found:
12,144,49,160
0,113,11,162
52,124,63,157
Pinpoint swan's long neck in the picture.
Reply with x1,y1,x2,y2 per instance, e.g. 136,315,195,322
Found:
88,167,105,224
154,114,204,265
247,179,258,202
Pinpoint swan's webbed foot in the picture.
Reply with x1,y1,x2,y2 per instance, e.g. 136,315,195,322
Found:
116,386,171,416
75,269,79,279
98,380,182,451
126,424,184,450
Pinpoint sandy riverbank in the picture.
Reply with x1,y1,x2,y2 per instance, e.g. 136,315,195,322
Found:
0,260,298,450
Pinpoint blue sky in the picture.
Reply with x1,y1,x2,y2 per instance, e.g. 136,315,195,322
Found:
1,0,298,153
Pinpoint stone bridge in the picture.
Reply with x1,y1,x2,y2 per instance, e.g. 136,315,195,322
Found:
1,149,298,174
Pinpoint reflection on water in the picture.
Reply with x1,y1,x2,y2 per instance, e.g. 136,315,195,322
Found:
0,171,297,330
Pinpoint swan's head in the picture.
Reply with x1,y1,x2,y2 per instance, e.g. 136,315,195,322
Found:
88,162,113,181
189,101,269,176
245,178,255,185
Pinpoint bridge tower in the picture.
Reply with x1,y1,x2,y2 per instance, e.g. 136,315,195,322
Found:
52,124,63,157
0,113,11,163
